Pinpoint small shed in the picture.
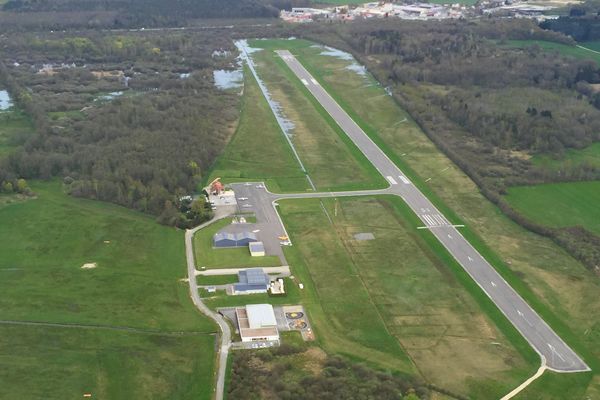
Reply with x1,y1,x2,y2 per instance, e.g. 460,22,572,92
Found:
249,241,265,257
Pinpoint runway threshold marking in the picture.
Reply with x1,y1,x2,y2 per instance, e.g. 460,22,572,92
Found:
386,176,398,185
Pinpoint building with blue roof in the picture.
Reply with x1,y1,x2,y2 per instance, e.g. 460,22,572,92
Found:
233,268,270,295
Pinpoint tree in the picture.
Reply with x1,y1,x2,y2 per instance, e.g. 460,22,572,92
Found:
2,181,14,193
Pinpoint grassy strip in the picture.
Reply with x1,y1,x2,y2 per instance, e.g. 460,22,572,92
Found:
268,53,388,192
286,48,598,370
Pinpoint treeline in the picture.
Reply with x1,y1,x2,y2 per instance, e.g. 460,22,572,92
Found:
228,344,428,400
301,18,600,271
0,29,240,227
0,0,313,31
541,16,600,42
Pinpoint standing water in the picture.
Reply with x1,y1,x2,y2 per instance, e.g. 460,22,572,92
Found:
0,90,13,110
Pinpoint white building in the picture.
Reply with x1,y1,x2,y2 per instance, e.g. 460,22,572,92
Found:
236,304,280,343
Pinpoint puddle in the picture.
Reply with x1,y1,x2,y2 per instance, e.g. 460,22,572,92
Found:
213,69,243,90
95,91,124,101
0,90,12,110
314,45,369,79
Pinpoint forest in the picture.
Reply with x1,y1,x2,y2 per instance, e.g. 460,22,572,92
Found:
0,0,308,31
228,344,428,400
298,19,600,270
0,29,244,227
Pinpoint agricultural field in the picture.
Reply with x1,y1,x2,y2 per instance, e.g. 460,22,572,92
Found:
193,217,281,269
0,181,217,399
264,38,599,397
501,39,600,65
505,181,600,235
532,142,600,172
278,197,533,399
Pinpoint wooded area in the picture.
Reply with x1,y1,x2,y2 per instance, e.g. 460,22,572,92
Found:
0,29,244,227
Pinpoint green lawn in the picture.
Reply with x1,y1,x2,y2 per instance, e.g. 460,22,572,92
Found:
0,325,216,400
206,65,310,193
501,39,600,65
0,181,217,399
265,38,600,396
532,142,600,172
505,181,600,235
193,218,281,269
0,109,33,157
201,277,301,310
278,197,533,398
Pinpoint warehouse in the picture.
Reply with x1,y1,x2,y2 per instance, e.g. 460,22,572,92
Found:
213,231,258,248
234,268,270,295
236,304,280,343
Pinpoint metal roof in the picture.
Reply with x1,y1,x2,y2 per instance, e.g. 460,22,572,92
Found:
238,268,269,285
246,304,277,329
249,241,265,252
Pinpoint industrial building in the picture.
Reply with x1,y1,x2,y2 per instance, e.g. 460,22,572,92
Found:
249,241,265,257
213,231,258,248
234,268,270,295
236,304,280,343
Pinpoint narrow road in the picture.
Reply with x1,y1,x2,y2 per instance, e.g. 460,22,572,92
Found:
275,49,589,373
185,210,234,400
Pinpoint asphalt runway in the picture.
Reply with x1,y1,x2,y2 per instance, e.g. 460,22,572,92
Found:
273,49,589,372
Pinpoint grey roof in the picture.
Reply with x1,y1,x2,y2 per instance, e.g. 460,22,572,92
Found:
238,268,269,285
249,241,265,252
213,232,236,242
234,283,268,292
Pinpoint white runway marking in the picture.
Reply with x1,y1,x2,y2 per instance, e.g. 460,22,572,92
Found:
301,78,308,86
447,234,453,239
422,215,436,226
310,78,318,85
386,176,398,185
468,256,473,261
491,281,497,287
399,175,411,184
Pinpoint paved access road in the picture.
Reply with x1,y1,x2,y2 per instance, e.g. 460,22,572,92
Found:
274,49,589,373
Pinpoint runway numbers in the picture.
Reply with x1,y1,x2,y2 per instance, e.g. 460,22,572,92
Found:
386,176,398,185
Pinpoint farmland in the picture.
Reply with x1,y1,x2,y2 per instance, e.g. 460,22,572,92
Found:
0,108,32,157
0,181,217,399
505,181,600,235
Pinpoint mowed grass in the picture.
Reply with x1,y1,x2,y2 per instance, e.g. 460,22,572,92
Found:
0,109,33,157
207,65,310,193
269,38,600,395
0,325,216,400
278,197,533,398
193,218,280,269
0,181,217,399
505,181,600,235
501,39,600,65
249,41,387,192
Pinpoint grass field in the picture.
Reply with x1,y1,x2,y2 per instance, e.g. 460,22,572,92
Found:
0,325,216,400
207,65,310,193
193,218,281,269
0,109,33,157
0,181,217,399
278,197,533,398
505,181,600,235
248,42,387,192
501,39,600,65
532,142,600,171
261,38,600,397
